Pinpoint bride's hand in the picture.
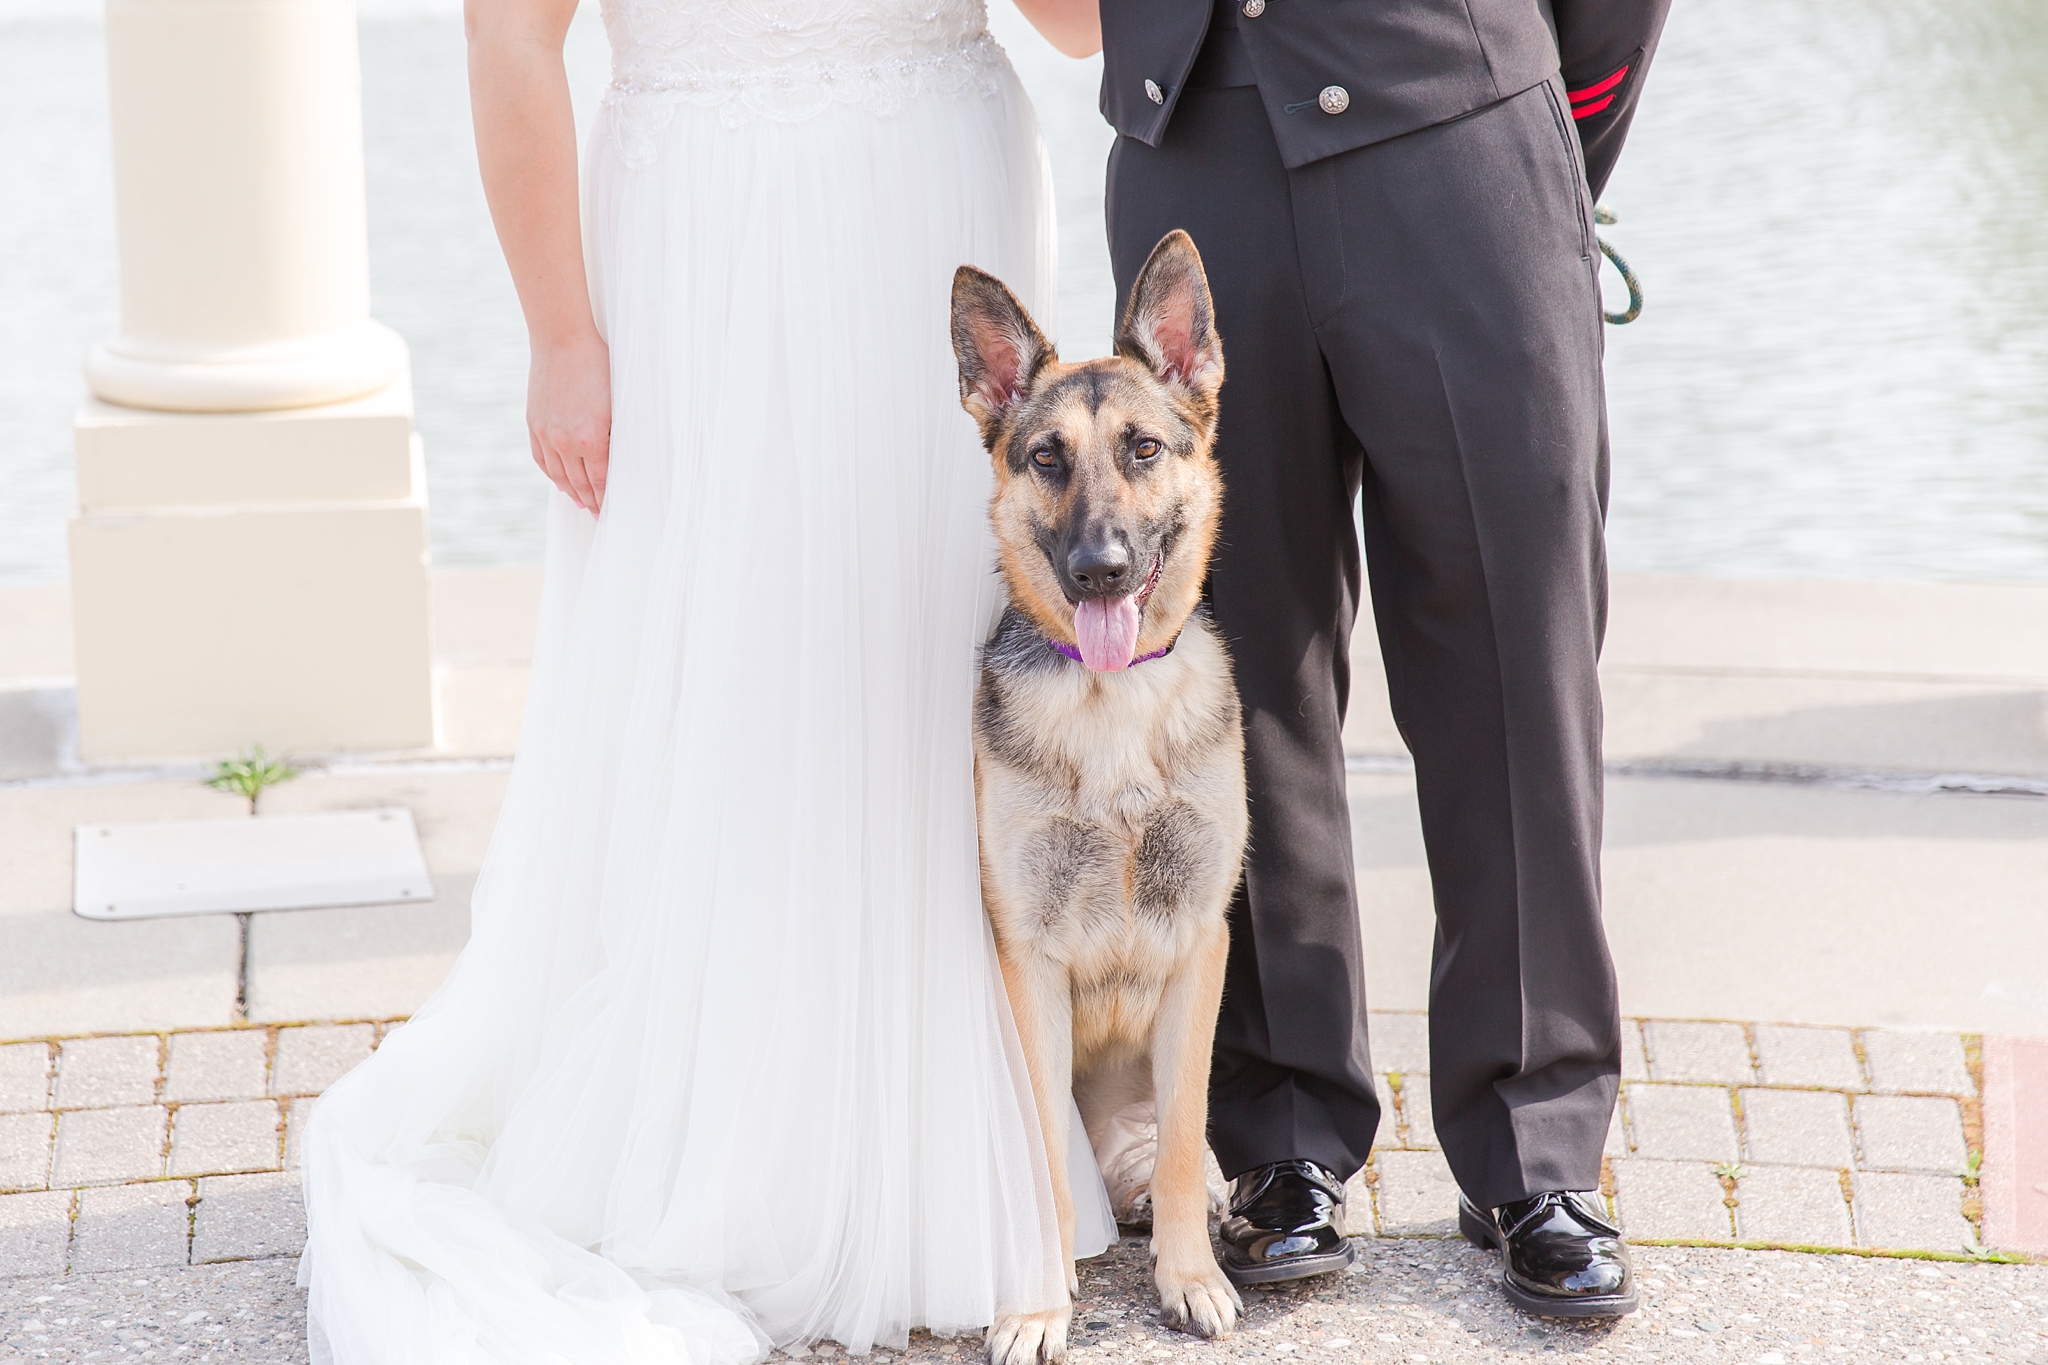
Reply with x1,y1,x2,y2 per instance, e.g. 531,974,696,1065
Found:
527,330,612,513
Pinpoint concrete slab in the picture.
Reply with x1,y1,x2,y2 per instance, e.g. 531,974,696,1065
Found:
0,582,73,682
0,685,78,783
0,780,248,919
1601,671,2048,777
243,771,500,1023
1353,771,2048,1037
429,567,541,667
1344,575,2048,779
1600,577,2048,681
0,911,241,1041
434,664,528,758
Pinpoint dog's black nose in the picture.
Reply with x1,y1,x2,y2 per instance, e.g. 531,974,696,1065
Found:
1066,539,1132,597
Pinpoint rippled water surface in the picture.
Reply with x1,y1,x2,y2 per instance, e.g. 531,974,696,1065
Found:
1,0,2044,582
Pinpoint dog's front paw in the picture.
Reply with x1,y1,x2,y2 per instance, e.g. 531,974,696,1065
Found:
986,1306,1070,1365
1155,1257,1241,1339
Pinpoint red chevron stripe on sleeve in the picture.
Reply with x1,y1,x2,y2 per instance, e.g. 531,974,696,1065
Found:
1571,93,1616,119
1567,64,1630,107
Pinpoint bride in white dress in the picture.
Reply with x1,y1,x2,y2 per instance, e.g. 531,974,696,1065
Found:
298,0,1111,1360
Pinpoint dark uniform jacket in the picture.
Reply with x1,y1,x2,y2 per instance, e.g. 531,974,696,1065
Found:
1098,0,1671,197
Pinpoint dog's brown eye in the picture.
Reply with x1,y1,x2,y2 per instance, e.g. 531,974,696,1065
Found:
1134,439,1162,461
1031,447,1058,469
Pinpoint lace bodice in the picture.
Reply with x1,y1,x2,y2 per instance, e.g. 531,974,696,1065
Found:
601,0,1009,158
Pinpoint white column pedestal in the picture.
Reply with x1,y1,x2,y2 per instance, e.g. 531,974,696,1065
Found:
69,380,435,762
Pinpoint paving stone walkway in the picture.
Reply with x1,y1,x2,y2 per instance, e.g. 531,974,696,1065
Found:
0,1012,2011,1286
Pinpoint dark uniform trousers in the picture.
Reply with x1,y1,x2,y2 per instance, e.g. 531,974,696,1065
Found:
1106,1,1653,1208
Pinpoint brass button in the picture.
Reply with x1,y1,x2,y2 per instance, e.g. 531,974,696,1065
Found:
1242,0,1266,15
1145,79,1165,105
1318,85,1350,114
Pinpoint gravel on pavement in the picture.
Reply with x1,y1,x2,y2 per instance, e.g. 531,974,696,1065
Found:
5,1235,2046,1364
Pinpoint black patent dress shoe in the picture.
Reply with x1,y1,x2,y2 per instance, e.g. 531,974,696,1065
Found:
1218,1159,1357,1286
1458,1190,1638,1317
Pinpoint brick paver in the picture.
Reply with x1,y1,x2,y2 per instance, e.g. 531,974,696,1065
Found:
193,1172,305,1264
1733,1166,1854,1246
1625,1084,1741,1162
1339,1170,1374,1237
169,1101,282,1177
1643,1021,1754,1085
0,1013,2014,1284
0,1189,71,1276
284,1097,317,1171
1620,1021,1648,1081
0,1043,53,1113
1372,1076,1395,1149
53,1106,167,1185
0,1111,53,1191
1605,1100,1627,1157
164,1030,271,1104
271,1025,375,1097
1368,1012,1429,1077
1862,1030,1975,1096
1752,1024,1865,1091
54,1036,160,1109
1371,1148,1459,1235
1853,1171,1975,1251
1610,1158,1732,1240
71,1181,191,1273
1740,1088,1855,1168
1399,1079,1437,1150
1854,1094,1969,1173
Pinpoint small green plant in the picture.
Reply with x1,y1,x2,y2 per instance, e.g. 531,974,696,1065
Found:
1711,1162,1747,1183
207,745,298,815
1961,1150,1983,1187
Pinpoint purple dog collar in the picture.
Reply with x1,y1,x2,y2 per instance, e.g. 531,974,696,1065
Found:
1048,638,1176,667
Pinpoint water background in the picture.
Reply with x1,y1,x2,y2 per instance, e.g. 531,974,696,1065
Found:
1,0,2044,583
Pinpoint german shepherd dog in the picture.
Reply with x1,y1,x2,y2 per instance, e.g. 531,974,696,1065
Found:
951,231,1249,1365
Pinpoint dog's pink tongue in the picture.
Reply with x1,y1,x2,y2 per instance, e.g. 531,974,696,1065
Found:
1074,595,1142,672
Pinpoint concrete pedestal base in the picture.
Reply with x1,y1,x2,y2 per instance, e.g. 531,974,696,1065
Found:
68,380,434,762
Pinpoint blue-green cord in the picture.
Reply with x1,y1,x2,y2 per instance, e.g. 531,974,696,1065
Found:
1593,204,1643,325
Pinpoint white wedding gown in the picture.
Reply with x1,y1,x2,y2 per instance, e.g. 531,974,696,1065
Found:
298,2,1112,1359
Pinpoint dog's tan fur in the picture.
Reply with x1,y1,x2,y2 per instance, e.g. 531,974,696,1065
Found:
951,233,1249,1365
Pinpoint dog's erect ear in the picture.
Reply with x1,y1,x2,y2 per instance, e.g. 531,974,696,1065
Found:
951,266,1054,435
1115,230,1223,410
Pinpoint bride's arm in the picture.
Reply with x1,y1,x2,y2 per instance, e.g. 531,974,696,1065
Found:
467,0,611,513
1011,0,1100,58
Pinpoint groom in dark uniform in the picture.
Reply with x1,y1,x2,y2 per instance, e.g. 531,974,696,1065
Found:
1096,0,1670,1317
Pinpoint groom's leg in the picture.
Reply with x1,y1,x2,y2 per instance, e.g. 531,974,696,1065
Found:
1289,79,1622,1207
1107,85,1380,1183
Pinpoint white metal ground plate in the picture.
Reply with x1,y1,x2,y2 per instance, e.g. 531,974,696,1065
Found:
73,807,435,921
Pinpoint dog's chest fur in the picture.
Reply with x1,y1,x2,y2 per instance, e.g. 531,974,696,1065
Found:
974,607,1248,1058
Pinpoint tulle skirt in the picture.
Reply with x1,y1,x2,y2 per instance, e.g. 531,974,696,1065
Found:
299,55,1109,1364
